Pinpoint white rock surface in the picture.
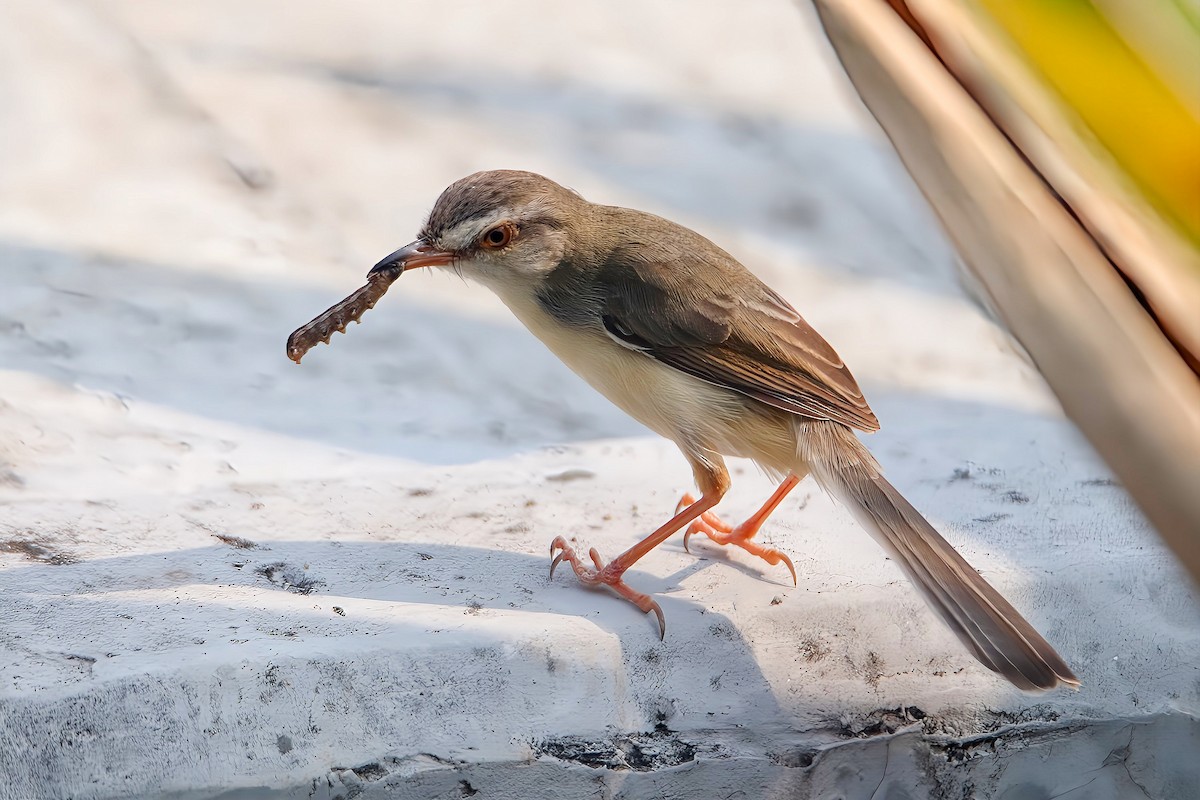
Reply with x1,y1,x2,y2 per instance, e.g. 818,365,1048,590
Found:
1,1,1196,798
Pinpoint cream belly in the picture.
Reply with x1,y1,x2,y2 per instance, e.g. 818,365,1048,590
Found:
492,286,802,476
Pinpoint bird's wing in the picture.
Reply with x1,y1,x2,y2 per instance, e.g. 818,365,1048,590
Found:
599,252,880,432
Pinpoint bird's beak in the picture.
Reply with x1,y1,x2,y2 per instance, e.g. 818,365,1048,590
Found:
369,239,455,277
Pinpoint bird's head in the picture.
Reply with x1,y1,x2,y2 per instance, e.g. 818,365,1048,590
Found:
370,170,584,293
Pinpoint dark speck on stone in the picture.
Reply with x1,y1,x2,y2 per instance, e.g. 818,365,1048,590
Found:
546,468,595,482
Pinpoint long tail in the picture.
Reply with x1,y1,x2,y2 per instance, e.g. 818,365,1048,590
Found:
797,421,1079,691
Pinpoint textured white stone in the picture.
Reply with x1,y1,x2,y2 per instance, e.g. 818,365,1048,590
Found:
0,1,1196,798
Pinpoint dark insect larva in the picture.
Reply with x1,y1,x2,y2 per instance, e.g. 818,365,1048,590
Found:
286,266,403,364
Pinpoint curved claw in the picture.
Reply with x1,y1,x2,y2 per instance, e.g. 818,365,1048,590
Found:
649,599,666,641
549,536,573,579
736,542,799,586
779,551,798,587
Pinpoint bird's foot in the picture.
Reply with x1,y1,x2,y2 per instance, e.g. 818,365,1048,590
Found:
548,536,666,638
676,493,798,585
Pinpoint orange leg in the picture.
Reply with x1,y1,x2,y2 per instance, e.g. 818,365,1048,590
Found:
677,473,800,585
549,491,722,639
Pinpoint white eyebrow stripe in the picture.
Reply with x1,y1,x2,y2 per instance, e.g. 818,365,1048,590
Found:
439,207,518,250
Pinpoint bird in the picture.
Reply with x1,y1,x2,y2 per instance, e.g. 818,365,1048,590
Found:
370,169,1080,691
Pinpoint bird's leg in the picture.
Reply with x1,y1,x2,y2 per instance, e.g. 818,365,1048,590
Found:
549,457,729,638
678,473,800,585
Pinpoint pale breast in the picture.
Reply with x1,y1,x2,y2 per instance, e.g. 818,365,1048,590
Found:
492,286,720,432
491,285,802,477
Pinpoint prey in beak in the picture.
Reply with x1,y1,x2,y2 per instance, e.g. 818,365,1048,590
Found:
285,240,454,364
369,239,455,277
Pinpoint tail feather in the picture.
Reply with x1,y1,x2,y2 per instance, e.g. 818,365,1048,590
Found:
799,423,1079,691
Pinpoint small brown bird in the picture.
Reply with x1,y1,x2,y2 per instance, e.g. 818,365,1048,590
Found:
370,170,1079,691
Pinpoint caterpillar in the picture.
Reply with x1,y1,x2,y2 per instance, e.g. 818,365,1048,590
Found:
286,266,403,364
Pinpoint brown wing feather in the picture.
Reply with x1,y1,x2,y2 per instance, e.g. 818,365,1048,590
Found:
600,250,880,433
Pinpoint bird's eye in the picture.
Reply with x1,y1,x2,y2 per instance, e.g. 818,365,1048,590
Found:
481,224,515,249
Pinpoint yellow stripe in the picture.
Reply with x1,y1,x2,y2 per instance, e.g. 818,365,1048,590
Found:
976,0,1200,245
